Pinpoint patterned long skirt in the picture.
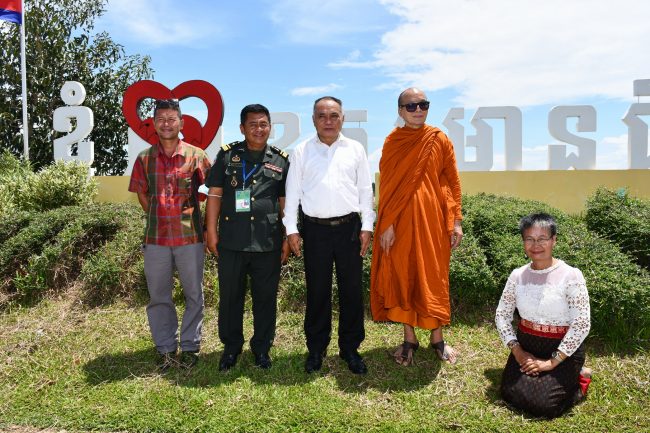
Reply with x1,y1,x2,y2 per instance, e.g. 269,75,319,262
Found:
500,328,586,418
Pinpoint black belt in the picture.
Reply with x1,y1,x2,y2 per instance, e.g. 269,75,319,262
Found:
303,212,357,226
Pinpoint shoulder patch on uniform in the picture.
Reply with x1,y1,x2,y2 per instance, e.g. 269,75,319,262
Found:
270,146,289,159
221,141,243,152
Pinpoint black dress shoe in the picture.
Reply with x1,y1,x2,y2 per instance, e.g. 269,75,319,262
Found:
157,352,177,372
179,351,199,369
339,350,368,375
253,352,272,369
304,351,326,373
219,353,239,371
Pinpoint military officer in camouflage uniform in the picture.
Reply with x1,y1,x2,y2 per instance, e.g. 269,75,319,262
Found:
205,104,290,371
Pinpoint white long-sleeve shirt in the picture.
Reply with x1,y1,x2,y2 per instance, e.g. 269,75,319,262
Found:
283,133,375,235
495,259,591,356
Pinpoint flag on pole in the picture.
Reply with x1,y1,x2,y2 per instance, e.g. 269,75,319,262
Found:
0,0,22,25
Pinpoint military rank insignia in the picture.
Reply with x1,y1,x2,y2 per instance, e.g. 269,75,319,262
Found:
264,163,283,173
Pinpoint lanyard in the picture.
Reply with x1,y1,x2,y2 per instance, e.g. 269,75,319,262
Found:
241,160,258,190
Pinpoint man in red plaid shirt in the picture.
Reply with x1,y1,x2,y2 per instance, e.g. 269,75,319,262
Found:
129,99,211,371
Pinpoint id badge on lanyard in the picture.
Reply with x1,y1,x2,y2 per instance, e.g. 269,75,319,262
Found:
235,160,257,213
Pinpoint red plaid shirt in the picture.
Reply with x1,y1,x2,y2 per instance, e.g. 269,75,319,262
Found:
129,140,211,246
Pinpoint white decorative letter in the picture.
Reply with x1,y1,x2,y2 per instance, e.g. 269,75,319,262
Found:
270,112,300,151
443,108,466,169
343,110,368,152
548,105,597,170
53,81,94,174
622,104,650,169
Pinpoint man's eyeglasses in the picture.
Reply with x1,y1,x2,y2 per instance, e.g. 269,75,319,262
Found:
399,101,430,112
524,237,552,246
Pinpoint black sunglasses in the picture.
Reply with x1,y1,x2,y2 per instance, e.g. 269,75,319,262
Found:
399,101,430,112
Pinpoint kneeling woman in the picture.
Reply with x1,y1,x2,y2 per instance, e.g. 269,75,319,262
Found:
495,213,592,418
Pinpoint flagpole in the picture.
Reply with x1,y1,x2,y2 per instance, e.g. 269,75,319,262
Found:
20,1,28,160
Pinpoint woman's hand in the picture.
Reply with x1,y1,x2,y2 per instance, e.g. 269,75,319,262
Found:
512,346,558,376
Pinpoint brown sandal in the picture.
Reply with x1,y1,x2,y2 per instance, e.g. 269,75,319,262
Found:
392,341,419,366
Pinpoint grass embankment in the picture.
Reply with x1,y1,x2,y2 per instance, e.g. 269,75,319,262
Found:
1,295,648,433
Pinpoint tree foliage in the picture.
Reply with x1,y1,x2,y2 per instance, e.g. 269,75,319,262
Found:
0,0,154,174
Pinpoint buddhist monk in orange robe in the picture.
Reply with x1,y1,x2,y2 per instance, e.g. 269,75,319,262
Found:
370,88,463,365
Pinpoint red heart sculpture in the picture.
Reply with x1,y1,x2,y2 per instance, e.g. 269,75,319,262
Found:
122,80,224,150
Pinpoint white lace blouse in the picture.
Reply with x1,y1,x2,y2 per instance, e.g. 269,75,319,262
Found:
495,259,591,356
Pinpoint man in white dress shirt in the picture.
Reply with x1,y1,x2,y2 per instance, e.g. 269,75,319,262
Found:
283,96,375,374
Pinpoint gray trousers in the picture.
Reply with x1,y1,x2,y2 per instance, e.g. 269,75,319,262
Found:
143,243,205,354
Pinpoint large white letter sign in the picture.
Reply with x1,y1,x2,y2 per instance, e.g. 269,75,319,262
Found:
445,107,492,171
623,104,650,169
445,106,522,171
269,112,300,150
53,81,94,171
343,110,369,152
469,106,522,171
623,79,650,169
443,108,468,167
548,105,597,170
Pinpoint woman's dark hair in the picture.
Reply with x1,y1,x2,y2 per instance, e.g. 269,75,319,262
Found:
518,212,557,237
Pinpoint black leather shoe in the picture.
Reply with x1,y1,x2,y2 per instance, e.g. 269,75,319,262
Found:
157,351,177,372
179,351,199,369
304,351,326,373
339,350,368,375
219,353,239,371
253,352,272,369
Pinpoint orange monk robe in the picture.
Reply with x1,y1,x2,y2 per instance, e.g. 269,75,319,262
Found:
370,125,462,329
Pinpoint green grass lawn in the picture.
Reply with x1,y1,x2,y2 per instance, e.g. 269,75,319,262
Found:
0,294,648,433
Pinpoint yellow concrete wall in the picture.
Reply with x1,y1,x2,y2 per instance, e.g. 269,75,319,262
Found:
99,170,650,215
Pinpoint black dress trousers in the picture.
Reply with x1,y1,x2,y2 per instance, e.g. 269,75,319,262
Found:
217,247,281,356
302,214,365,355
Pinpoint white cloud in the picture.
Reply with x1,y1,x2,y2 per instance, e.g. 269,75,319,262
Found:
268,0,392,44
103,0,222,47
291,83,342,96
340,0,650,107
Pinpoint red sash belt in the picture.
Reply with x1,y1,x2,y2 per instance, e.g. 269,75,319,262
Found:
518,318,568,339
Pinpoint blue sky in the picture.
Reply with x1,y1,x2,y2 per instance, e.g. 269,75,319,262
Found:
95,0,650,172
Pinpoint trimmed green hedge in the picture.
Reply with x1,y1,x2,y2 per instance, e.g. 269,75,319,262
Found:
585,187,650,269
462,193,650,344
0,206,81,293
449,229,498,307
2,193,648,346
0,151,97,217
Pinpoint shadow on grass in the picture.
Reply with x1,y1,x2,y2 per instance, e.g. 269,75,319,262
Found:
325,346,443,394
83,346,443,393
483,367,503,404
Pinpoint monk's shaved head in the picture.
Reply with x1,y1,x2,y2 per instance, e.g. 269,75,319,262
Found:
398,87,427,106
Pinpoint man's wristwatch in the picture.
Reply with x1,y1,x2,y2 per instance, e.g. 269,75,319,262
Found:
551,350,565,363
507,339,520,350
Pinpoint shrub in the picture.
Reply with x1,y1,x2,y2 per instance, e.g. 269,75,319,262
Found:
277,255,305,311
0,151,97,215
0,211,34,245
462,193,650,345
0,151,33,217
585,187,650,269
450,230,499,308
22,160,98,212
0,206,81,292
78,203,147,305
13,204,128,299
